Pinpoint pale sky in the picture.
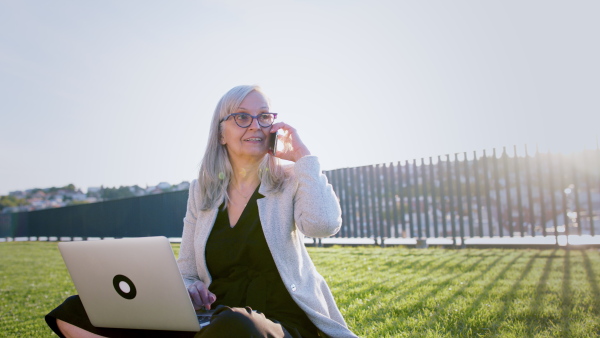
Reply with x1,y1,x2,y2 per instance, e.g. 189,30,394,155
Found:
1,0,599,196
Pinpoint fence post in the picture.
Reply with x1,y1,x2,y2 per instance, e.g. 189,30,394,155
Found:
558,154,570,243
413,159,423,239
382,163,394,241
421,158,431,238
473,151,484,237
438,155,448,238
571,154,583,236
535,146,547,237
584,150,595,236
388,163,400,238
429,157,439,238
398,162,407,237
375,164,386,247
482,150,494,237
446,155,457,247
454,153,465,248
547,152,560,246
348,167,358,238
368,165,380,245
513,145,525,237
502,147,514,237
340,168,351,238
524,145,537,237
492,148,504,237
359,167,368,239
464,152,474,238
405,160,415,240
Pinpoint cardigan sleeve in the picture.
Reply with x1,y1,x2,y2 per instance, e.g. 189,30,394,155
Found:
177,179,201,288
292,156,342,238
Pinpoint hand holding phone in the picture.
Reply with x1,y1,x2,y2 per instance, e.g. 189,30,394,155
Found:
268,131,278,156
268,122,311,162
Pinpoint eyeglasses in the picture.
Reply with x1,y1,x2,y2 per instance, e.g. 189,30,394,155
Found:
220,112,277,128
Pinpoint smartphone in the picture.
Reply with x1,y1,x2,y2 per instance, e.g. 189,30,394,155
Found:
268,131,278,156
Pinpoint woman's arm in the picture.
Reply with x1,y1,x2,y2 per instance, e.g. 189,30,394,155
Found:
177,180,217,310
177,180,201,288
270,122,342,238
292,156,342,238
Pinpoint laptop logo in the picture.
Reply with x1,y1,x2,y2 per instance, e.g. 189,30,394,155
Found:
113,274,137,300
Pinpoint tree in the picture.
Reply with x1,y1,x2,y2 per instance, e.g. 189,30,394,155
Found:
0,196,27,211
101,186,135,200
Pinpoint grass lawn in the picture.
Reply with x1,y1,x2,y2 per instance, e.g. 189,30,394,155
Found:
1,242,599,337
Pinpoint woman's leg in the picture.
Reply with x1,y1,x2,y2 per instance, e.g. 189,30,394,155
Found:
195,306,296,338
56,319,107,338
47,296,196,338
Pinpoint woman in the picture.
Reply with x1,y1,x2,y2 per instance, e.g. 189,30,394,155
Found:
46,85,356,337
180,85,356,337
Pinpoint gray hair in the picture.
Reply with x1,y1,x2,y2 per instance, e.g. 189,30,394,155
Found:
197,85,286,210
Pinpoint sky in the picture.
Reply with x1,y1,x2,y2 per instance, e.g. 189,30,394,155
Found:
1,0,599,196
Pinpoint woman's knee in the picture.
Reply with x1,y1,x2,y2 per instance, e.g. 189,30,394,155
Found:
56,319,106,338
213,307,261,331
197,307,271,337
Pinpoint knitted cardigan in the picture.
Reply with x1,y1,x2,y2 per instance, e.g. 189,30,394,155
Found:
177,156,357,337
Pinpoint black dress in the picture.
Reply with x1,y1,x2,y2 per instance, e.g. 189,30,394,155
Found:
205,186,319,338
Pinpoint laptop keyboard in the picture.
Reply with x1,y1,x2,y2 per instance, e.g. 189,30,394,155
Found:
196,310,215,328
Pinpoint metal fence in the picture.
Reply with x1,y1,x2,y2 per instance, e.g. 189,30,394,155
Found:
1,147,599,246
325,147,600,246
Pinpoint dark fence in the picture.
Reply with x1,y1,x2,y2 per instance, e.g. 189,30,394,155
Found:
1,147,599,246
325,147,600,245
0,190,188,239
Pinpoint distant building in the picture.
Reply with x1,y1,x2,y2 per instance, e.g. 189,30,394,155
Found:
175,181,190,191
157,182,171,190
8,191,26,199
71,192,88,201
129,185,146,197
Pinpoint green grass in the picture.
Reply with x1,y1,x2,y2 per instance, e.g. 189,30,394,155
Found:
1,243,600,337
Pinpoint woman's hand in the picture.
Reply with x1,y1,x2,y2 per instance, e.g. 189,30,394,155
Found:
269,122,311,162
187,280,216,310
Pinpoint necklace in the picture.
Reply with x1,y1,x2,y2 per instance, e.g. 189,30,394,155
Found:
230,184,253,199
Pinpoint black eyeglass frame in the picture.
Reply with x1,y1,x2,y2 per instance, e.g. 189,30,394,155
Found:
220,112,278,128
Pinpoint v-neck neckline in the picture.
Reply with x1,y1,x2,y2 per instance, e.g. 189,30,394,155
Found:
224,185,262,228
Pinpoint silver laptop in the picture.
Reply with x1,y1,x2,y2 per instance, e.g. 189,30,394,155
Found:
58,236,212,332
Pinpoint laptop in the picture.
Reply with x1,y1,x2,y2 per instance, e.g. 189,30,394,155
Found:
58,236,213,332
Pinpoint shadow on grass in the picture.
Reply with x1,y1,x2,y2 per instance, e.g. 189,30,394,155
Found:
336,259,421,301
378,249,460,294
378,253,496,330
581,250,600,315
561,250,571,337
425,252,524,329
486,251,540,333
526,248,557,337
465,253,540,333
335,250,439,291
346,249,470,333
323,250,446,314
346,250,462,311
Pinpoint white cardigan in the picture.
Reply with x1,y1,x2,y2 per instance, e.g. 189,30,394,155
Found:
177,156,357,338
